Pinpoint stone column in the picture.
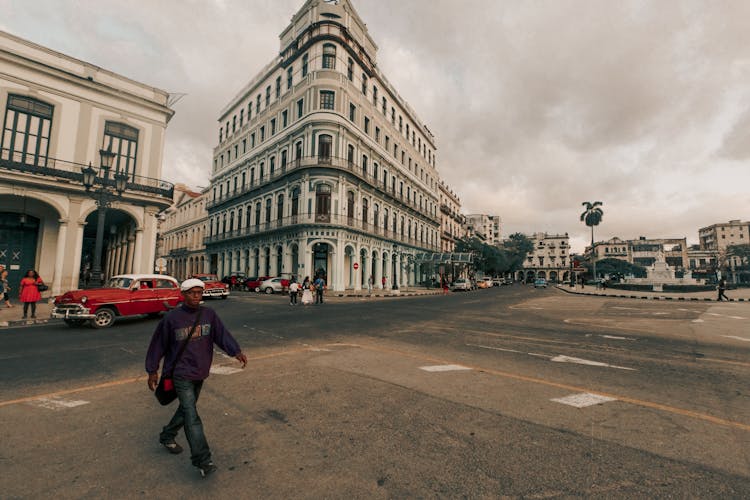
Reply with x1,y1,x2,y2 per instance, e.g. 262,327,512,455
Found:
375,249,383,289
332,245,345,292
303,243,313,282
124,233,135,275
52,220,68,295
132,228,144,276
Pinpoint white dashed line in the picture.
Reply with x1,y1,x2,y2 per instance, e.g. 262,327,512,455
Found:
210,365,243,375
551,392,618,408
729,316,747,320
466,343,523,354
600,335,634,341
722,336,750,342
551,355,636,371
692,319,704,323
29,397,90,410
419,364,472,372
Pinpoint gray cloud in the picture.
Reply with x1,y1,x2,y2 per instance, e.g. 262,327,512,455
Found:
4,0,749,251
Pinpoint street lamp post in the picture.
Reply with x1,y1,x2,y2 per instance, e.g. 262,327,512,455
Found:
82,148,127,287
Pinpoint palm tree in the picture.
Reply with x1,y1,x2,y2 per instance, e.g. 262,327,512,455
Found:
580,201,604,280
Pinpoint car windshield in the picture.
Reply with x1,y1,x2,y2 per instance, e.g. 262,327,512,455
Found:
197,276,217,282
106,277,133,289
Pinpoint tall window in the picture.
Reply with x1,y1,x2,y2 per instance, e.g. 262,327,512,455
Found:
361,73,368,95
295,141,303,161
361,154,368,176
347,144,355,165
347,58,354,81
265,86,271,107
320,91,335,110
281,149,287,169
373,86,378,105
347,191,355,221
317,134,332,162
103,122,139,177
349,103,356,121
275,77,281,99
302,53,309,77
322,44,336,69
270,156,275,175
291,187,300,217
364,117,370,134
287,67,293,89
277,194,284,221
297,99,304,118
362,197,368,224
282,110,288,128
265,198,272,223
2,95,53,166
255,202,261,228
315,184,331,222
256,95,261,114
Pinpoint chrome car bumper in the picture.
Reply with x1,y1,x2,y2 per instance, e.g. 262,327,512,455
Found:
52,305,95,319
202,288,229,297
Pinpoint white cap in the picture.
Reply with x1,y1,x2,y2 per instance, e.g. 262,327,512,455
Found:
180,278,205,291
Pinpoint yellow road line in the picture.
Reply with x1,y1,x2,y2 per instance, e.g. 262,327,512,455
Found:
0,347,315,409
337,343,750,432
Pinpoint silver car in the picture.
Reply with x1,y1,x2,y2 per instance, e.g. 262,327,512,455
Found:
450,279,471,291
259,277,286,294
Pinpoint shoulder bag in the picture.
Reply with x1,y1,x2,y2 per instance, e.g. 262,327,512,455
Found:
154,308,202,406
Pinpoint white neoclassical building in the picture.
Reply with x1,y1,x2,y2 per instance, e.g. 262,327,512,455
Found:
438,181,464,252
205,0,442,291
519,232,571,283
0,30,174,294
157,184,208,281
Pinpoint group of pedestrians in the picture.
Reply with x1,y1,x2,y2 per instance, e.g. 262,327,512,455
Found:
0,266,46,318
288,276,326,305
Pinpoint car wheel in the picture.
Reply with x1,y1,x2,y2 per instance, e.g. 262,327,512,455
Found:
91,307,116,329
254,286,261,293
265,287,274,294
64,319,86,327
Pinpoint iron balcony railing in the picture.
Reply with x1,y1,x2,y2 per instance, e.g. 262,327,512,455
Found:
0,148,174,200
207,155,439,223
204,212,441,252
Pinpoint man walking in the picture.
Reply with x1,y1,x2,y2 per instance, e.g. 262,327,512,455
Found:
717,277,729,301
314,275,325,304
146,278,248,477
289,277,299,305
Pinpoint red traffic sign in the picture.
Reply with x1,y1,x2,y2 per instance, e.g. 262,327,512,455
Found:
353,263,359,270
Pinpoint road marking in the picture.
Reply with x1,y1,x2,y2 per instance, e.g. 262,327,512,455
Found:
551,392,617,408
612,306,640,311
729,316,747,320
210,365,243,375
466,343,523,354
419,364,471,372
722,336,750,342
551,355,636,371
692,319,704,323
29,397,89,410
340,343,750,432
600,335,634,341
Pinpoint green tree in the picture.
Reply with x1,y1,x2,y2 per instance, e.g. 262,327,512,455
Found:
727,244,750,268
502,233,534,274
580,201,604,278
585,258,646,279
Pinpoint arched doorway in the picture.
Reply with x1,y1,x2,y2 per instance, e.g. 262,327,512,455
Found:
0,212,40,288
276,245,283,276
360,248,368,285
313,242,329,282
549,271,558,282
81,207,137,285
290,244,299,280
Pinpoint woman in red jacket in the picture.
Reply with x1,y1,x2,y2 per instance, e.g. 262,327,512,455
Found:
19,269,43,319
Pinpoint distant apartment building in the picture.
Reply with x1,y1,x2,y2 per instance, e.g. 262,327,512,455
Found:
0,30,174,294
698,220,749,251
518,232,570,283
697,220,750,282
586,236,688,270
157,184,208,281
463,214,501,245
438,181,464,252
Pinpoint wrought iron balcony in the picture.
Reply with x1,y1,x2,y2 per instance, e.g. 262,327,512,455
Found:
206,155,439,223
204,212,441,252
0,148,174,200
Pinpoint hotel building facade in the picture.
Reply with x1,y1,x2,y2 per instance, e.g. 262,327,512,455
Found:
205,0,443,291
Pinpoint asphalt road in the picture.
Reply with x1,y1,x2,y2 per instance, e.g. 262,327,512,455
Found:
1,286,749,498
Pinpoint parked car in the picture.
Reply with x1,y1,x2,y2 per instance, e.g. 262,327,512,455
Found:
221,273,246,290
534,278,548,288
52,274,183,328
244,276,271,292
450,278,471,292
259,277,290,294
190,273,229,299
491,277,503,287
503,278,514,285
481,277,494,288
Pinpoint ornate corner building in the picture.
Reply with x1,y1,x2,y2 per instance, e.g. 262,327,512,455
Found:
205,0,445,291
0,30,174,294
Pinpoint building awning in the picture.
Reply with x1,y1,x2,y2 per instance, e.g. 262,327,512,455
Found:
413,252,473,263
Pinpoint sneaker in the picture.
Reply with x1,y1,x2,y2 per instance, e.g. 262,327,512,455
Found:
161,441,183,454
197,461,217,477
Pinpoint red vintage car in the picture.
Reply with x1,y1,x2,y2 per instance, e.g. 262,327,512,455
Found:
52,274,183,328
243,276,271,292
190,273,230,299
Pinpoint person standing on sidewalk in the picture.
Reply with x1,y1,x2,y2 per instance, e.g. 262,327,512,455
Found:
289,277,299,305
1,269,12,308
19,269,43,318
314,275,325,304
717,278,729,301
367,275,373,295
145,278,248,477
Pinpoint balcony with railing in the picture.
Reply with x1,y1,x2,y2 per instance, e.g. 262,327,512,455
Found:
204,213,440,252
1,148,174,200
207,155,440,223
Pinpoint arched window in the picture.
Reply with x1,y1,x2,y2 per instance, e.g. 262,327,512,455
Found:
318,134,332,162
2,94,54,166
322,43,337,69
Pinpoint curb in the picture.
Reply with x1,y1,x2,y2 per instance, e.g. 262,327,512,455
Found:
554,286,747,302
335,291,442,298
0,317,58,329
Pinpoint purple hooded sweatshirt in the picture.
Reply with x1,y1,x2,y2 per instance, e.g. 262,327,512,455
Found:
145,304,241,381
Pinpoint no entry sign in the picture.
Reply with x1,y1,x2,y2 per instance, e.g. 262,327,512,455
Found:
353,263,359,270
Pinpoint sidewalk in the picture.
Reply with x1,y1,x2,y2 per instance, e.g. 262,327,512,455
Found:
556,284,750,302
0,299,56,328
332,288,443,298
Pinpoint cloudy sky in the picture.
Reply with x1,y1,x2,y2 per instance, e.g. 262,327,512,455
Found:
3,0,749,252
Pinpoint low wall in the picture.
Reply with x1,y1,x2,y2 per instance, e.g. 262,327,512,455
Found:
608,283,715,293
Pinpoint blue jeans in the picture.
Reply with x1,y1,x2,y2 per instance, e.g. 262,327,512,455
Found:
159,378,211,466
